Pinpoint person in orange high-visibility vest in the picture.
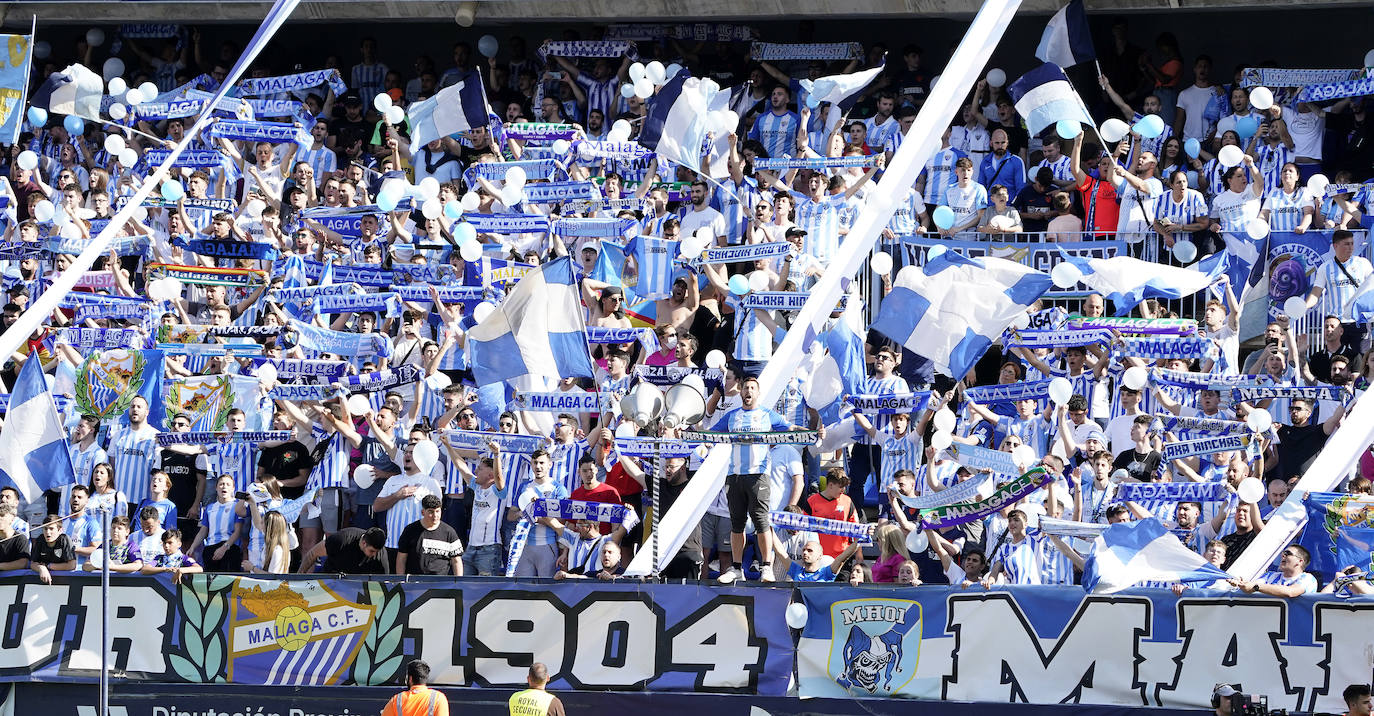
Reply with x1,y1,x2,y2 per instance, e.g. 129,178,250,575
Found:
382,659,449,716
508,663,565,716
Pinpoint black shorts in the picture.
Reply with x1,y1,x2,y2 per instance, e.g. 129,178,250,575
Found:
726,473,770,534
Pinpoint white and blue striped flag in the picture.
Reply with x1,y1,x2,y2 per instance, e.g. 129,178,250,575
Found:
1007,62,1095,137
0,354,76,505
800,59,887,135
466,256,596,386
639,72,725,178
1082,517,1231,593
871,252,1051,381
30,63,104,119
406,68,492,155
1058,250,1224,316
1197,232,1268,306
1035,0,1096,68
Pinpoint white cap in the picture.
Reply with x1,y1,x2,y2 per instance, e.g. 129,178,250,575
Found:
1214,685,1239,698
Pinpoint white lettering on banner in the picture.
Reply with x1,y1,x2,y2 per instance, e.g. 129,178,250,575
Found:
0,584,61,670
69,584,169,673
569,600,659,687
469,598,568,685
944,595,1150,704
406,593,467,686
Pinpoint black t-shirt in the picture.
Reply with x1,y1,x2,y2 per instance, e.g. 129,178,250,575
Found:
1220,528,1259,571
0,533,29,564
30,533,74,565
160,449,204,511
1305,346,1359,383
1276,422,1328,481
658,470,701,561
322,527,389,574
397,520,463,575
1113,449,1163,482
1013,183,1055,234
258,441,316,500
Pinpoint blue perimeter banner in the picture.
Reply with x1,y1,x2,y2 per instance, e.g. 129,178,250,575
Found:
797,586,1374,711
0,573,792,695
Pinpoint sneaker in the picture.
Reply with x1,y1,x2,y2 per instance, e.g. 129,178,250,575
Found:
760,566,776,583
717,566,740,584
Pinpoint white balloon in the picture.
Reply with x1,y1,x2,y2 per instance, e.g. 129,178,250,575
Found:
646,61,667,85
16,150,37,171
418,176,440,199
1011,311,1031,330
461,240,484,263
460,191,481,212
901,530,930,559
1283,295,1308,321
1049,377,1073,406
1237,477,1265,504
86,28,105,47
255,362,278,388
1100,118,1130,143
870,251,893,276
1366,49,1374,69
117,147,138,167
634,78,654,99
138,82,158,101
664,63,683,80
1246,407,1274,434
1013,445,1037,471
930,430,953,451
1246,217,1270,240
472,301,495,323
346,394,372,415
102,57,124,81
748,270,770,292
411,440,440,474
108,76,127,96
373,92,393,112
32,200,54,223
551,139,571,155
1050,261,1082,289
609,119,632,142
501,185,525,207
1172,239,1198,264
705,349,726,369
504,165,527,189
1218,144,1245,168
353,464,376,490
384,105,406,126
784,602,808,629
985,68,1006,87
422,198,441,220
103,133,126,155
125,87,145,106
109,103,128,121
933,408,956,434
628,63,646,83
1249,86,1274,111
1122,366,1149,391
58,222,81,240
1306,173,1330,200
245,199,266,218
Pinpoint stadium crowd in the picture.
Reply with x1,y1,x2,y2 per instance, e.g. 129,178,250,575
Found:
0,19,1372,594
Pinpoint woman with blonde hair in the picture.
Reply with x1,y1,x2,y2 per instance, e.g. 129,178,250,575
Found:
870,523,910,583
244,511,292,574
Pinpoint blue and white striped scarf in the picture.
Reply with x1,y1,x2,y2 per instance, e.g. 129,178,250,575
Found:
749,42,862,61
514,391,616,414
702,241,789,264
847,392,931,415
1240,68,1363,88
1116,336,1209,360
1116,481,1229,503
440,429,548,453
463,158,565,185
963,379,1051,404
313,291,402,318
206,119,311,145
1160,434,1253,462
1159,414,1251,436
532,498,638,526
503,123,580,141
613,437,697,459
768,510,873,543
553,217,638,239
142,149,223,168
1003,328,1112,350
586,326,659,352
155,430,292,447
337,364,422,393
751,155,878,171
946,443,1021,476
603,23,757,42
1230,385,1347,402
461,213,552,234
55,327,145,351
523,181,601,204
288,319,390,358
237,68,348,97
575,140,654,161
269,384,332,402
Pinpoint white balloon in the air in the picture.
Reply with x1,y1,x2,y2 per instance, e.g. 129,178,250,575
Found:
346,394,372,416
103,133,126,155
985,68,1006,87
1218,144,1245,168
784,602,808,629
870,251,893,276
256,362,278,389
1245,407,1273,434
1249,86,1274,111
1237,477,1265,504
1246,217,1270,240
933,408,956,434
1122,366,1149,391
1050,261,1082,289
705,349,726,369
1283,295,1308,321
353,464,377,490
748,270,770,292
930,430,953,451
1048,377,1073,406
411,440,440,474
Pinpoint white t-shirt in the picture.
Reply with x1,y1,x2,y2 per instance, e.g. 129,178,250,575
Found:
1210,189,1261,234
1216,110,1263,140
1176,85,1217,141
1288,106,1326,160
679,206,727,243
1115,175,1164,236
765,445,804,514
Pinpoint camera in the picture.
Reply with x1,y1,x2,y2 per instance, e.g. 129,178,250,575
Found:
1231,692,1286,716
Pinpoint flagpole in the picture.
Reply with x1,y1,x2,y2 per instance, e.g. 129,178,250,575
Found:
99,504,110,716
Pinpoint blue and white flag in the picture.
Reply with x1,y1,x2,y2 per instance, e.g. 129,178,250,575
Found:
1058,250,1223,316
798,60,887,134
466,256,596,386
1034,0,1096,68
639,72,723,178
0,355,76,503
1081,517,1232,593
0,32,33,145
30,63,104,119
1007,62,1095,137
871,252,1051,380
1196,232,1267,305
406,69,492,155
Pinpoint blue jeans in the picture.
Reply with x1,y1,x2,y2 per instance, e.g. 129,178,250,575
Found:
462,543,503,576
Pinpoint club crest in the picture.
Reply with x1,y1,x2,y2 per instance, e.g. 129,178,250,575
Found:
827,598,922,695
75,349,146,420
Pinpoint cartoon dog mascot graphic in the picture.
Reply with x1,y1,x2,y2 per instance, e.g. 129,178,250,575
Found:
837,605,920,692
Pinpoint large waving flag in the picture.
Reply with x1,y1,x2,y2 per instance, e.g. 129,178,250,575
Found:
0,31,33,144
30,63,104,119
871,252,1051,380
1197,232,1267,306
639,72,723,178
1035,0,1096,68
1007,62,1095,137
405,68,492,155
0,355,76,505
467,256,596,386
1082,517,1232,593
1059,250,1223,316
799,60,887,135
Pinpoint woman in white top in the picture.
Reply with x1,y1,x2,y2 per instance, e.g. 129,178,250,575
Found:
1259,162,1315,233
1153,170,1209,254
245,510,292,574
1207,154,1264,236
